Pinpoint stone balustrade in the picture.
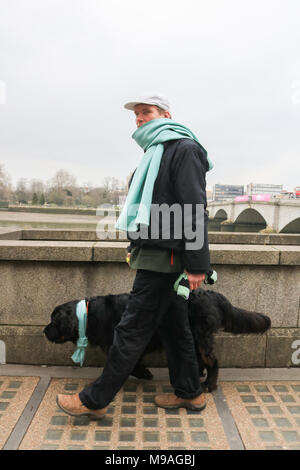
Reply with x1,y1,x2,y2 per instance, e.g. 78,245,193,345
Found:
0,230,299,369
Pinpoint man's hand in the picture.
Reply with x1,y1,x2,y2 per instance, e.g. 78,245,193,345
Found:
185,271,205,291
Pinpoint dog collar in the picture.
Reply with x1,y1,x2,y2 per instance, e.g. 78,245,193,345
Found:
71,300,89,367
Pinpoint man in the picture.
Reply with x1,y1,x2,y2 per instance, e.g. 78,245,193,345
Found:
56,93,212,419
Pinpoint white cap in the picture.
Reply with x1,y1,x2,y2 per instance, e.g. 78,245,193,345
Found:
124,93,171,112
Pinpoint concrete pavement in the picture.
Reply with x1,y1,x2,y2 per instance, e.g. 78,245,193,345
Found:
1,365,300,450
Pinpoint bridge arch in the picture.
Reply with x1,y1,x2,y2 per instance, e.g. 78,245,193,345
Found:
208,208,228,231
280,217,300,234
214,209,228,221
234,208,267,231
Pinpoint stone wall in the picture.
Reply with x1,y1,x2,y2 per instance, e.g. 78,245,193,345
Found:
0,230,299,368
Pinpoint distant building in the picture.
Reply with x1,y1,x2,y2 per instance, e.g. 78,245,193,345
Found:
206,189,213,202
247,183,283,197
213,184,244,201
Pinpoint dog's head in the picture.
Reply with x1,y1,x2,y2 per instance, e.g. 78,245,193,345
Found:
44,300,80,345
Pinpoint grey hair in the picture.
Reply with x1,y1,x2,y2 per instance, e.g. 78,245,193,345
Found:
156,106,172,118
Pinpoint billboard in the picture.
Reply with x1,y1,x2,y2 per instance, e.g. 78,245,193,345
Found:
251,194,271,202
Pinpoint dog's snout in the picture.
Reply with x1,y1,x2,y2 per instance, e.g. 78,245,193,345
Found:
44,323,57,341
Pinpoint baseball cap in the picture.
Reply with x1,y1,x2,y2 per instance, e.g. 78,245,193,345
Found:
124,93,171,112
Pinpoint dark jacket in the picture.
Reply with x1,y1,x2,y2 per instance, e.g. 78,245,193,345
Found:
127,138,211,274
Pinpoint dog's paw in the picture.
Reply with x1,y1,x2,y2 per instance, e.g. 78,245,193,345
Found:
131,367,154,381
202,381,218,393
141,368,154,380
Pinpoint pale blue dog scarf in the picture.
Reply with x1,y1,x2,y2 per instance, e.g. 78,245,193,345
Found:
71,300,88,367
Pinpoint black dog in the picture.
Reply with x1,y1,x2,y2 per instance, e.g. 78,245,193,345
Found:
44,289,271,392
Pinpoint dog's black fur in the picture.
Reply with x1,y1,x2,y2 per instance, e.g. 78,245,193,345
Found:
44,289,271,392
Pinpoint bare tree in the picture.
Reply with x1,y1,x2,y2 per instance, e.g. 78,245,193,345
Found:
15,178,29,203
48,169,77,191
5,167,128,208
29,179,45,196
103,176,121,192
46,169,77,206
0,163,12,200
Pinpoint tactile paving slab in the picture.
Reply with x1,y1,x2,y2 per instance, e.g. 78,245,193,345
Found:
222,382,300,450
20,378,229,450
0,376,39,449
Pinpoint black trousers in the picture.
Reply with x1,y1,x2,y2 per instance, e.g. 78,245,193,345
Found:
79,269,203,410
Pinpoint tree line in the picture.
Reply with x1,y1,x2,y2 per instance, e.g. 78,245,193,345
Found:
0,163,128,207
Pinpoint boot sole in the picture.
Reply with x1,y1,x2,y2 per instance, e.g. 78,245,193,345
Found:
155,401,207,411
56,395,106,420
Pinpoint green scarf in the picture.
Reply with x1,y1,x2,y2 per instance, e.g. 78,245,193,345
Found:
115,118,213,232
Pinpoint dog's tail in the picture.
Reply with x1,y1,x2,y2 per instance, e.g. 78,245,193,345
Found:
215,292,271,334
190,289,271,335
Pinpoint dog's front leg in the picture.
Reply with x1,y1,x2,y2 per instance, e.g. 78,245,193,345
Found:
131,363,154,380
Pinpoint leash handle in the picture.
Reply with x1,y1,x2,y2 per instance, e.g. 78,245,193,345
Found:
173,273,190,300
174,270,218,300
204,269,218,285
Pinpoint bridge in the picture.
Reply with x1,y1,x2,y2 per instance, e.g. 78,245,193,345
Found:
208,199,300,233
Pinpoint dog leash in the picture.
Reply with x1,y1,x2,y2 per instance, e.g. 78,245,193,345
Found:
71,299,89,367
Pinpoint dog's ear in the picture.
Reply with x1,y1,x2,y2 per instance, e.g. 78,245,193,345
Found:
51,301,75,318
54,303,78,336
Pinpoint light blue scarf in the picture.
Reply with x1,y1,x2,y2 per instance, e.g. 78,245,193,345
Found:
71,300,88,367
115,118,213,232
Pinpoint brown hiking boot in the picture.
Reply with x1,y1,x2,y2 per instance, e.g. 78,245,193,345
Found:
56,394,108,420
154,393,206,411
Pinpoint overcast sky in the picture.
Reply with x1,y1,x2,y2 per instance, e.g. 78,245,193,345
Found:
0,0,299,192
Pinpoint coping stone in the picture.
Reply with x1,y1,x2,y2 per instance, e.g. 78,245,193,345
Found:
0,230,22,240
276,245,300,265
209,244,280,265
2,229,300,246
93,242,128,262
0,240,94,261
2,240,300,265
